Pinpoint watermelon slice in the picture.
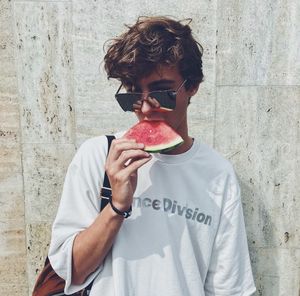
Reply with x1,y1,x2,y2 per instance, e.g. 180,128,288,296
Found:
123,120,184,153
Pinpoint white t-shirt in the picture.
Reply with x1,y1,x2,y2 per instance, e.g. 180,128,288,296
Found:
48,133,256,296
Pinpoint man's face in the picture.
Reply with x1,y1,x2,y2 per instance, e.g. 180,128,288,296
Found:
132,64,197,135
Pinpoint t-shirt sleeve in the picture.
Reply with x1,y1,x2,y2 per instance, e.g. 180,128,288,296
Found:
204,171,256,296
48,136,108,295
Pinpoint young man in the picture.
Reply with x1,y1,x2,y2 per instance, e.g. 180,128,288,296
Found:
49,16,256,295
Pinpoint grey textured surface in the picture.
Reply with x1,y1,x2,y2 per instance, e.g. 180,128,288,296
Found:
0,0,299,295
14,1,74,144
217,0,300,85
215,86,300,295
0,0,28,294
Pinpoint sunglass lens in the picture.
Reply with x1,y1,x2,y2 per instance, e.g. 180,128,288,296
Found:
115,91,176,112
151,91,176,110
115,94,140,111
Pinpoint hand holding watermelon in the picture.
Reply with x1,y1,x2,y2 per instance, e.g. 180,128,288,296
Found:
105,138,152,212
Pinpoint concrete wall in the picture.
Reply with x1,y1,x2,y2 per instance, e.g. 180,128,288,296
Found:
0,0,299,295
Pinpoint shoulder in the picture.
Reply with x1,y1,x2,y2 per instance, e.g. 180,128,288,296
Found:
195,141,241,204
196,141,236,177
73,135,107,165
71,132,125,170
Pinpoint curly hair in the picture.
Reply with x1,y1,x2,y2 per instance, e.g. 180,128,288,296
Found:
104,16,204,90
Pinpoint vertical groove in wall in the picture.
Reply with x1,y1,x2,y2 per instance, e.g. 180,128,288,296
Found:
11,1,29,295
69,0,77,149
213,0,218,149
13,3,35,292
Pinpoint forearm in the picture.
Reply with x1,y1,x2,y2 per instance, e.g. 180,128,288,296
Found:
71,204,124,285
71,139,150,285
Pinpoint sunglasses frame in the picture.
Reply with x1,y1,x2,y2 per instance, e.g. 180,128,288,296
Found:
115,79,187,112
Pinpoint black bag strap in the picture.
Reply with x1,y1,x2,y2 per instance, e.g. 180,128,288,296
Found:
70,135,116,294
100,135,115,211
77,134,116,295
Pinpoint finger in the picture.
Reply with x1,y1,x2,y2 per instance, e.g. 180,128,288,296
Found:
122,154,152,176
108,140,144,161
117,149,150,168
110,138,136,149
106,148,148,175
108,154,151,188
148,97,160,108
133,100,142,111
112,138,136,144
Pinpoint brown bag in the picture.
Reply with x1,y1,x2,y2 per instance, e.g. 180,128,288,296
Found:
32,257,93,296
32,257,64,295
32,135,115,296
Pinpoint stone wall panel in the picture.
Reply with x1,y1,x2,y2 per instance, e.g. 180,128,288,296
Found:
14,1,74,144
26,222,52,295
215,86,300,294
217,0,300,85
22,143,75,223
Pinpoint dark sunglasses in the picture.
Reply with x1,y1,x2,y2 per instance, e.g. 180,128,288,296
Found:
115,80,187,112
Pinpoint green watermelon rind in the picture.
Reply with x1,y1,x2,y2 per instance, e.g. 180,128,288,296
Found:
144,137,184,153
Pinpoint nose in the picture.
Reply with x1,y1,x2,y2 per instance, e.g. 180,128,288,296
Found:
140,99,153,115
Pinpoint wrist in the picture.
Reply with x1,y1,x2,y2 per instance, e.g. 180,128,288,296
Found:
109,197,132,219
110,196,131,212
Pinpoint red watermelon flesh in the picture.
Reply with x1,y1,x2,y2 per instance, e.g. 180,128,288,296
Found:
123,120,184,153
